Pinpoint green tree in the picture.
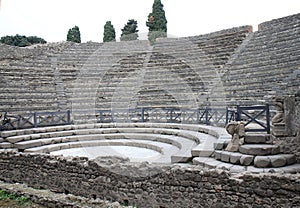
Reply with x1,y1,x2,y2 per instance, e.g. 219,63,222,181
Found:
103,21,116,42
0,35,14,45
146,0,167,44
27,36,47,44
0,34,46,47
120,19,139,41
67,26,81,43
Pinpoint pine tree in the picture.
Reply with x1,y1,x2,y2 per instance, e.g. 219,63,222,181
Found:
103,21,116,42
146,0,167,44
120,19,139,41
67,26,81,43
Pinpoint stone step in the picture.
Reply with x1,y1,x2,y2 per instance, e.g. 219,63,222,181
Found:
215,150,254,165
239,144,280,156
254,154,296,168
244,133,271,144
215,150,296,168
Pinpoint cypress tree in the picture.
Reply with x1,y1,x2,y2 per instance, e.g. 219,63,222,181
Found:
103,21,116,42
146,0,167,44
67,26,81,43
120,19,139,41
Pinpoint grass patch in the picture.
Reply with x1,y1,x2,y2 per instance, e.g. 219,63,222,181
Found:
0,189,30,205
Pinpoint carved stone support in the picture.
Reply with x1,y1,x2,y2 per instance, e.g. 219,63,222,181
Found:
272,96,296,137
225,121,245,152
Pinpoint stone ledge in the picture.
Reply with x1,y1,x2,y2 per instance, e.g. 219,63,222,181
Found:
239,144,280,156
192,157,300,173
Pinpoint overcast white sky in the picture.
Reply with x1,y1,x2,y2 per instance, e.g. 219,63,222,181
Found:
0,0,299,42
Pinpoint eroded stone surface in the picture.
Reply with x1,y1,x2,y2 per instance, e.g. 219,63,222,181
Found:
239,144,280,156
230,152,243,164
254,156,271,168
240,155,254,166
269,155,287,167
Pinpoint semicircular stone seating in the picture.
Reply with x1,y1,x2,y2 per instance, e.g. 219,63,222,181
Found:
0,123,229,164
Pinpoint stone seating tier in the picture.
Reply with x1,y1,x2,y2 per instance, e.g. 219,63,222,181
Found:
223,13,300,105
0,123,229,164
1,14,300,114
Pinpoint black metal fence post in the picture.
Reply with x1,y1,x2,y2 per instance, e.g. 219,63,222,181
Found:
169,109,173,123
205,107,209,125
236,105,241,121
266,104,271,134
141,108,145,123
34,112,38,128
67,110,71,124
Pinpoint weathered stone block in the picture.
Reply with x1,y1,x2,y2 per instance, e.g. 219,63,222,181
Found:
282,154,297,165
214,142,224,150
254,156,271,168
220,151,231,162
240,155,254,166
214,151,222,160
269,155,286,167
0,142,13,148
230,152,243,164
239,144,280,156
244,134,267,144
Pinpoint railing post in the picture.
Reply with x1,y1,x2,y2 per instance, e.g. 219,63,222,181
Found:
225,107,229,126
67,110,71,124
169,109,173,123
236,105,241,121
33,112,38,128
205,107,209,125
18,115,22,129
99,110,103,123
51,112,55,125
265,104,271,134
111,110,114,123
141,108,145,122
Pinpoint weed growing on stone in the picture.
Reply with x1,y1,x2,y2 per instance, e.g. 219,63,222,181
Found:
0,189,30,205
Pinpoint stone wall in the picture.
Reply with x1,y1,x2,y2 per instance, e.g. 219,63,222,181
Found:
272,95,300,162
0,152,299,207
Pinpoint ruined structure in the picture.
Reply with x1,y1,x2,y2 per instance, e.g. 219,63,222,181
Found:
0,13,300,207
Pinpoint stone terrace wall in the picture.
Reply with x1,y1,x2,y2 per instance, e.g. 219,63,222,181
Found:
277,95,300,162
1,13,300,114
223,13,300,106
0,152,299,208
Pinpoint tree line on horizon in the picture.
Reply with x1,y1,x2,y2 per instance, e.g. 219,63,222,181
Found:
0,0,167,47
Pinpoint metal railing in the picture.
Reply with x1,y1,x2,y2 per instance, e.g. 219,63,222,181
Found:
0,105,270,133
97,107,229,126
0,111,71,131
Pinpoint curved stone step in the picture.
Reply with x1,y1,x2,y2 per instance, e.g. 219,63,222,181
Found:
239,144,280,156
214,150,296,168
254,154,296,168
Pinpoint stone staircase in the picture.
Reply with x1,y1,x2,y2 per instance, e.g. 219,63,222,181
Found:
213,132,296,168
